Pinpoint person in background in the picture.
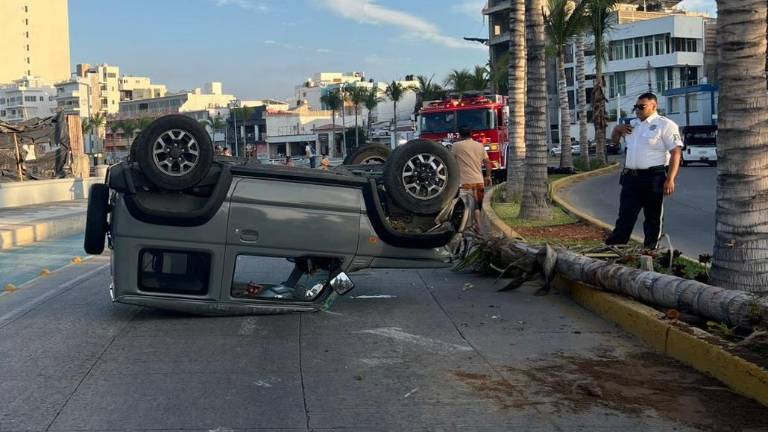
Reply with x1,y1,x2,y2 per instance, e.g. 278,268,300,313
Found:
604,92,683,249
320,154,331,171
223,147,232,157
305,143,316,168
451,125,491,210
284,155,294,167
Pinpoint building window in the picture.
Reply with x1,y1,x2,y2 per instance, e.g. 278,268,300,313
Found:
26,44,29,51
609,72,626,98
49,96,54,101
26,57,30,64
564,44,574,64
565,67,574,87
633,37,643,57
0,98,4,105
668,96,680,113
644,36,653,57
24,5,28,12
25,31,29,38
686,94,699,112
609,40,623,61
681,66,698,86
624,41,633,59
25,18,29,25
0,110,5,117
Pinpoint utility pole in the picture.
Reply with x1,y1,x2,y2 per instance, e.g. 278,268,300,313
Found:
646,61,653,92
684,65,690,126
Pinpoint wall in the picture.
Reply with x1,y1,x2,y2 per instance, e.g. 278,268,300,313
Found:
0,177,102,208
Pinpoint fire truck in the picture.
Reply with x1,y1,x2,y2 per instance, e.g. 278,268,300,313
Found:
417,93,509,181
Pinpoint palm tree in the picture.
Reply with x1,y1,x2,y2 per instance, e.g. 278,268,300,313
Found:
116,119,137,139
348,86,368,149
88,112,106,153
490,54,510,95
710,0,768,292
413,75,445,116
444,69,473,97
519,0,552,220
575,32,590,169
585,0,618,164
200,115,226,143
364,87,383,138
506,0,526,201
544,0,588,170
320,89,342,156
384,81,409,133
470,65,490,92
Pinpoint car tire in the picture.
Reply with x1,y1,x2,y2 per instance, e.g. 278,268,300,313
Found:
344,143,391,165
134,115,213,190
84,183,110,255
681,160,688,167
383,139,459,215
128,129,146,162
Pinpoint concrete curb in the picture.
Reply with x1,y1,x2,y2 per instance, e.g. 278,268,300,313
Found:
0,212,85,250
481,183,524,240
548,162,625,237
483,171,768,408
559,276,768,407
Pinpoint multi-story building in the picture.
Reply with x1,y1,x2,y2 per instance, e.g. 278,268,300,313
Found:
0,0,71,85
0,76,58,122
225,99,289,154
483,1,715,144
265,103,340,160
116,82,235,120
118,76,167,101
54,77,91,118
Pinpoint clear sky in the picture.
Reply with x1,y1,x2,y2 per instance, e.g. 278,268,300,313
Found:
69,0,717,101
69,0,491,100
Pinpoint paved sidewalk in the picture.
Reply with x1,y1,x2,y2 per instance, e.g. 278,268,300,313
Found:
0,200,87,249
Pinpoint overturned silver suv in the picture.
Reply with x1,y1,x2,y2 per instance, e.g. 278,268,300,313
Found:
85,115,470,315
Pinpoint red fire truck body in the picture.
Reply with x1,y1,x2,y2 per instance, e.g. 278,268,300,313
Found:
417,94,509,180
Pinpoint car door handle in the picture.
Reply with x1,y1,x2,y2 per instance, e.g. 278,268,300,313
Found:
236,229,259,243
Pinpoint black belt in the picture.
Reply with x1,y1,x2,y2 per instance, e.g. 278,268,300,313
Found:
622,165,667,175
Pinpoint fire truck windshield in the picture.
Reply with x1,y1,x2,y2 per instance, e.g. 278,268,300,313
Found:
420,108,495,134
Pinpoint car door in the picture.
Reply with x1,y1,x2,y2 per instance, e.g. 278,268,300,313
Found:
221,177,362,302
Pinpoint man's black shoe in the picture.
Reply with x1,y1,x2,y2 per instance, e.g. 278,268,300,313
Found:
604,237,626,246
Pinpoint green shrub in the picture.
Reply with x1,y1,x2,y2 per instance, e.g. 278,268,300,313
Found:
573,156,608,172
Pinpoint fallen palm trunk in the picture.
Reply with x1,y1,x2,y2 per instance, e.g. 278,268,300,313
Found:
465,231,768,328
548,247,767,327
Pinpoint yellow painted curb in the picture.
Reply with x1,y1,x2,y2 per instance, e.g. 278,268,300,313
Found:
557,275,768,407
549,162,624,237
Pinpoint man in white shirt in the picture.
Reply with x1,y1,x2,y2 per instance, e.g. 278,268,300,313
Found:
605,93,683,249
305,143,316,168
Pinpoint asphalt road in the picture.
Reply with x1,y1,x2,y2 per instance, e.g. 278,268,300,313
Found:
1,253,766,431
560,164,716,257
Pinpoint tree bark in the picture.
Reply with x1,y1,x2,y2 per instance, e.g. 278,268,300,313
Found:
593,74,607,164
519,0,551,220
506,0,527,201
550,247,768,327
575,34,589,169
711,0,768,293
557,51,574,169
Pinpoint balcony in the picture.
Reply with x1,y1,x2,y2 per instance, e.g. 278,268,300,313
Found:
482,0,510,15
489,32,510,46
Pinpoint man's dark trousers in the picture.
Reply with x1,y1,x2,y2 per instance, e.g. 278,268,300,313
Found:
606,167,667,248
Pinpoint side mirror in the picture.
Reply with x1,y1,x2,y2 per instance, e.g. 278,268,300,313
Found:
330,272,354,295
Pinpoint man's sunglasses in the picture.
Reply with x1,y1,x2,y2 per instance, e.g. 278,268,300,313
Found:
633,104,647,110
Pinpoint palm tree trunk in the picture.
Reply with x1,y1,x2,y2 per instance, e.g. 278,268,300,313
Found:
557,51,573,169
710,0,768,292
354,106,360,148
575,34,589,169
546,247,767,327
392,100,398,149
331,112,337,158
593,67,608,164
506,0,526,201
519,0,551,220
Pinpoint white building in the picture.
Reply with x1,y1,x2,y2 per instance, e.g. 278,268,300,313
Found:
54,77,92,118
265,104,339,159
118,75,167,101
116,82,235,120
555,13,713,143
294,72,420,138
0,76,58,122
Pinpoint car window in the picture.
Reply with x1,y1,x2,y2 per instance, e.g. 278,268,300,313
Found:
231,255,329,301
